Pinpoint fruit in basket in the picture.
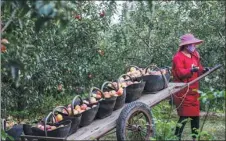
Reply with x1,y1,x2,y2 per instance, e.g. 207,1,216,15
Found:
46,125,51,130
56,114,63,122
109,90,116,96
65,107,72,115
161,69,167,74
96,91,102,96
83,100,89,104
79,110,85,113
92,105,97,108
90,97,97,103
92,93,97,98
120,82,127,88
81,104,87,110
40,125,44,131
86,107,91,110
104,92,111,98
117,87,124,96
75,105,81,110
51,126,57,130
96,94,102,99
73,109,79,115
130,67,136,72
126,81,133,86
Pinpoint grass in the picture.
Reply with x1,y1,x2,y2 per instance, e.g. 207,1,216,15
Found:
100,115,225,140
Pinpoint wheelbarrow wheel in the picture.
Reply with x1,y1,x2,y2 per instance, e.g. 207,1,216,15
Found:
116,102,155,141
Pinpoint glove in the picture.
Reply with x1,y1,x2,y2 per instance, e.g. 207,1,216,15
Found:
191,66,199,73
203,67,210,73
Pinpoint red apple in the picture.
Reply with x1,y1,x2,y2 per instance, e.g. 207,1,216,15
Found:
88,74,92,78
99,11,105,17
117,88,123,96
81,104,87,110
1,45,7,53
75,15,81,20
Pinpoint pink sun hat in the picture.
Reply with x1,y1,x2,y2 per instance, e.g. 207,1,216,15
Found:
179,33,203,47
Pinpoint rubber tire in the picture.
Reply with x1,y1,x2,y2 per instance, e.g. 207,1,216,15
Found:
116,102,156,141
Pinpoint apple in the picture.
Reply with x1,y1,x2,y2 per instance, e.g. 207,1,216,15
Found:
46,125,51,130
120,82,127,88
75,15,81,20
1,39,9,44
96,94,102,99
66,107,72,115
99,11,105,17
39,125,44,131
130,67,136,72
83,100,89,104
56,114,63,122
90,97,97,103
51,126,57,130
96,91,102,96
73,109,79,115
37,124,42,128
98,49,104,56
74,105,81,110
109,90,116,96
81,104,87,110
91,105,96,108
104,93,111,98
88,74,92,78
92,93,97,98
79,110,85,113
117,88,124,96
86,107,91,110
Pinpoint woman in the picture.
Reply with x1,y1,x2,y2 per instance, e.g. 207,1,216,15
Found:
172,33,209,141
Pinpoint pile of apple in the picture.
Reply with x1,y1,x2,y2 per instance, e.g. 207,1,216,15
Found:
61,103,92,116
36,124,64,131
104,83,124,98
126,67,143,78
144,68,167,76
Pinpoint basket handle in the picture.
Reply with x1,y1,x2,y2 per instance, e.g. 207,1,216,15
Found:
89,86,104,98
117,74,133,90
71,95,83,115
44,112,56,137
52,106,69,116
126,65,144,76
100,81,117,92
145,64,168,88
165,66,172,76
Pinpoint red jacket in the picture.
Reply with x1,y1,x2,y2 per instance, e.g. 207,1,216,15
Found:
172,50,204,116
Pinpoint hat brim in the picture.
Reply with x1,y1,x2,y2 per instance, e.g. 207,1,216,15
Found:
179,39,203,47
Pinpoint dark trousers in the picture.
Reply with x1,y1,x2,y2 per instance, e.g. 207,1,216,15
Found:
175,116,199,140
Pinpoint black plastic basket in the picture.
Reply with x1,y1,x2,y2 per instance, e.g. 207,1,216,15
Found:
94,86,117,119
101,81,126,111
117,73,146,103
140,64,169,93
31,112,72,138
52,103,81,135
79,89,100,127
23,124,33,135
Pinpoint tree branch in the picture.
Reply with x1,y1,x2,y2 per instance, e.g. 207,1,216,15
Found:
127,24,150,48
1,8,18,33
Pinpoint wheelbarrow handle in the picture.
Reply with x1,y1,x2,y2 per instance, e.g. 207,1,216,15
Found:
178,64,223,89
